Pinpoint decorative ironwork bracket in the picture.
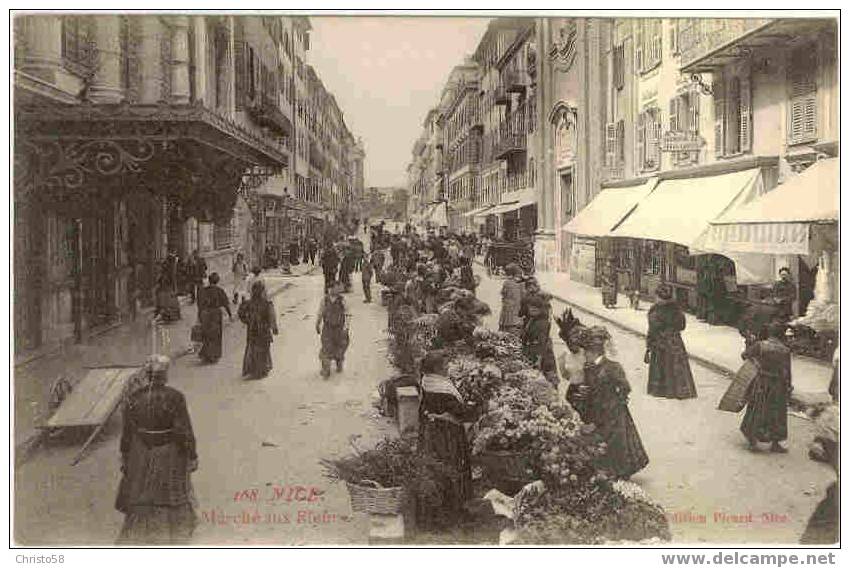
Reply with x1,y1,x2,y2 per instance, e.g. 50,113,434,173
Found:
690,74,714,96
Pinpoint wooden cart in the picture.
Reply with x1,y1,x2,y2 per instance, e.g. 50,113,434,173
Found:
41,366,143,465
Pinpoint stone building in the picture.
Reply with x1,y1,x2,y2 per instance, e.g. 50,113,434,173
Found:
13,14,364,356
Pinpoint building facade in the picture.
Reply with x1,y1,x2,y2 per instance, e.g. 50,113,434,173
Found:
562,16,837,322
13,14,364,356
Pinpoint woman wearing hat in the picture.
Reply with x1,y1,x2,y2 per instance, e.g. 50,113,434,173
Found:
568,326,649,480
498,263,524,336
116,355,198,544
645,283,697,399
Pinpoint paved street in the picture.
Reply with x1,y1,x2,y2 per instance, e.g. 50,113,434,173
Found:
14,272,395,545
474,267,836,544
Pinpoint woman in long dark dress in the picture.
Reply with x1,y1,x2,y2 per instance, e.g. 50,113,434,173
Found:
600,260,618,309
238,279,279,380
568,326,649,480
740,322,792,452
646,284,697,399
198,273,231,364
116,355,197,545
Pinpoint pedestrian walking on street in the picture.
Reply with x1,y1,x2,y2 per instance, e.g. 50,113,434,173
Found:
231,252,248,304
600,259,619,309
188,250,207,305
645,283,697,399
316,280,350,378
308,238,318,265
238,279,279,380
154,270,182,323
568,326,649,480
115,355,198,545
321,244,340,292
198,273,232,365
498,263,524,336
740,322,792,453
361,254,374,303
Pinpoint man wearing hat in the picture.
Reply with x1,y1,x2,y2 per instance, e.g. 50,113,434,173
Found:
116,355,198,544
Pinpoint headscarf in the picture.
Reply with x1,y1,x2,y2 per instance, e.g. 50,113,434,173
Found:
250,278,267,301
655,283,673,300
144,354,170,384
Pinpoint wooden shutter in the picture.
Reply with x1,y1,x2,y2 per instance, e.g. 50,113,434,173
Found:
669,97,680,133
652,20,663,67
605,123,617,167
688,91,700,133
616,119,626,163
789,47,818,144
635,112,646,170
670,19,679,55
739,75,752,153
713,77,725,157
234,40,246,111
613,44,625,89
634,21,644,72
648,112,661,169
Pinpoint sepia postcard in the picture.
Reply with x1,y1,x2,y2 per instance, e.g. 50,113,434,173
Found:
10,8,841,554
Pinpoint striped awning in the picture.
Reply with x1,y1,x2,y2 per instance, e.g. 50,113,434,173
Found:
703,158,838,255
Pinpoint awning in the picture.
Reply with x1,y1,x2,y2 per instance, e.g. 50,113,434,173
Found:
490,188,537,215
611,168,763,248
562,178,658,236
463,204,495,218
702,158,838,255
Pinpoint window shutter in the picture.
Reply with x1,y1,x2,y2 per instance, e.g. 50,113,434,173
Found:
739,75,752,153
648,114,661,169
652,20,663,66
613,44,625,89
635,112,646,170
669,97,679,133
688,91,700,133
788,48,818,144
670,19,679,55
713,78,725,157
616,119,626,163
605,123,617,167
234,40,247,111
634,22,644,72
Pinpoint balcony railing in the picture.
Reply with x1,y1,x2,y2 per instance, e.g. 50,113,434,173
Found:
603,165,625,182
500,171,527,192
678,18,773,71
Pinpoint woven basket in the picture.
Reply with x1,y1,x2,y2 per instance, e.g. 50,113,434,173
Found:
345,480,405,515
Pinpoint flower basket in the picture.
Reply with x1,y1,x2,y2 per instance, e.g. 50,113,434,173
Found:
345,479,406,515
473,450,534,495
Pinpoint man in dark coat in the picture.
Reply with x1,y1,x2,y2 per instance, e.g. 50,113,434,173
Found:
320,244,340,292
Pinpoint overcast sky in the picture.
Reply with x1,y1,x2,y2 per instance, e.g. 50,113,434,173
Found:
307,16,490,188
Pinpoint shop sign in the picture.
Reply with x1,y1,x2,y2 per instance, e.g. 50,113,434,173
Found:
662,131,705,153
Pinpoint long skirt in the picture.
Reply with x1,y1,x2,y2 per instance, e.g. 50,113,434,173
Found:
242,336,273,379
115,439,196,545
198,308,223,363
647,332,698,399
320,326,349,362
740,373,788,442
597,405,650,480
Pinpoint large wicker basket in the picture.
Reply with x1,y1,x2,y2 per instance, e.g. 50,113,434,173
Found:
345,480,405,515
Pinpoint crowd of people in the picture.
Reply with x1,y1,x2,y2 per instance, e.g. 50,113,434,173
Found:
115,225,833,545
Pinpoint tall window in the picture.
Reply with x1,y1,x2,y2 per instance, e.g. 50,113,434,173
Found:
635,19,662,74
635,107,661,171
612,43,625,90
713,71,752,157
788,45,818,145
61,15,94,69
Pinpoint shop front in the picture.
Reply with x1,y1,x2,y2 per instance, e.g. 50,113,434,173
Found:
14,102,288,353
